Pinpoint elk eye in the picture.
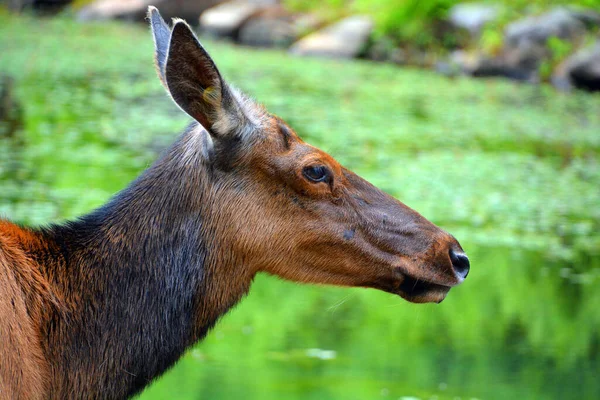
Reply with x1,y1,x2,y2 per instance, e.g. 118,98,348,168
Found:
303,165,329,183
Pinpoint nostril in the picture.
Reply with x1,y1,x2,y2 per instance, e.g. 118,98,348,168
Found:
449,248,470,280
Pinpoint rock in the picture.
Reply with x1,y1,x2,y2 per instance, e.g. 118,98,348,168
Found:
7,0,32,11
436,50,479,76
389,48,408,65
553,42,600,92
199,0,277,39
465,7,598,82
470,58,536,82
448,3,499,35
78,0,152,22
502,36,551,72
366,36,396,61
505,8,587,48
237,8,321,48
570,9,600,28
78,0,223,23
9,0,72,13
237,6,296,47
291,13,323,36
502,8,587,72
438,49,537,82
289,16,374,59
238,17,292,47
503,8,590,73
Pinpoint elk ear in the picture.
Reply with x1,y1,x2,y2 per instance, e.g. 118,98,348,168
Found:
148,6,170,89
161,19,259,141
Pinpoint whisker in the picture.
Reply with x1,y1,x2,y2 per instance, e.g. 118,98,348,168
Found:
327,293,356,313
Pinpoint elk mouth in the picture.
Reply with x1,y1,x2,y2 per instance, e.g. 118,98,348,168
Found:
395,275,452,304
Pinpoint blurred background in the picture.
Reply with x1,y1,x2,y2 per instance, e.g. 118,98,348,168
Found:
1,0,599,399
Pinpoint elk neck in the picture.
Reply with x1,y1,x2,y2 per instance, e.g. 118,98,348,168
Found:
27,125,253,398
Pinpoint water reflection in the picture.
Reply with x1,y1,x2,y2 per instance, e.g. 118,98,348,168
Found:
1,77,598,400
140,247,599,399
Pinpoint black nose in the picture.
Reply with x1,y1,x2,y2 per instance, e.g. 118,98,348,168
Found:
449,248,470,280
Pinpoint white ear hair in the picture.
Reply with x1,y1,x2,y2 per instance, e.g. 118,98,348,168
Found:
212,85,268,140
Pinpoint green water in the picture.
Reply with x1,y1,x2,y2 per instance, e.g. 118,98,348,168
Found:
137,245,600,399
1,14,599,400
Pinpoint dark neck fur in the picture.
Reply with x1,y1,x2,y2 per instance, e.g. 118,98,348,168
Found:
34,129,252,399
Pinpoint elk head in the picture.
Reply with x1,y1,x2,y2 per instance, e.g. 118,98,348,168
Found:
148,7,469,304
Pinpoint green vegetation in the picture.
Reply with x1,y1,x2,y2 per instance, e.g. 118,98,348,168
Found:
1,14,599,400
285,0,600,48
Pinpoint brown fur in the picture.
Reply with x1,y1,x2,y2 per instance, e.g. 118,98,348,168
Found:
0,9,469,399
0,223,51,400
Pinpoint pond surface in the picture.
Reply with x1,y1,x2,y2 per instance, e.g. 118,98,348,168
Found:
2,95,598,400
1,15,599,400
139,247,599,400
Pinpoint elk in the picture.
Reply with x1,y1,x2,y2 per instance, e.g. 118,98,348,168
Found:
0,7,470,400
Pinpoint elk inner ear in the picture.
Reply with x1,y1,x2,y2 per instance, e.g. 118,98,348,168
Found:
164,21,226,134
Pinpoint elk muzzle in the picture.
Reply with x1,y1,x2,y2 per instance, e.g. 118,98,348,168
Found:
393,239,470,304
